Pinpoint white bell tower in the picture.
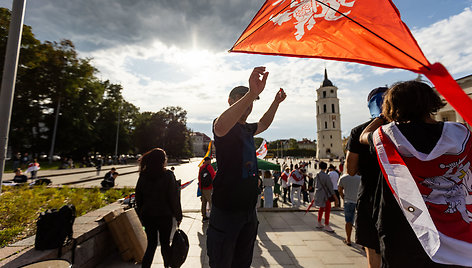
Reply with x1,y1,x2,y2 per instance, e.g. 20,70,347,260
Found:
316,69,344,159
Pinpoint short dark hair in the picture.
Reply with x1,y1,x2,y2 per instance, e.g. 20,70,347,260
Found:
111,167,116,171
113,172,119,176
204,157,211,161
319,161,327,170
382,81,445,123
229,86,259,100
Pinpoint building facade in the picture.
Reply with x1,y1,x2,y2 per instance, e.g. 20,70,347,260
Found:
434,74,472,130
190,132,212,157
316,69,344,159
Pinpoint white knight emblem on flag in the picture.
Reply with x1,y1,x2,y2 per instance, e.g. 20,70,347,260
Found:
271,0,356,40
421,157,472,223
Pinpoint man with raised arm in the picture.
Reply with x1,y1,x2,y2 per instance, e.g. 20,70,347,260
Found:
207,67,286,268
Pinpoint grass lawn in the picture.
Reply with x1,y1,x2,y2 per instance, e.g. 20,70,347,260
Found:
0,185,135,248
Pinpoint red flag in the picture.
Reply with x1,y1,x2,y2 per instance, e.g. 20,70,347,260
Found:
230,0,472,125
305,199,315,215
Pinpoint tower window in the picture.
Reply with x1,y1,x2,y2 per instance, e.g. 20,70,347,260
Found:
333,121,335,128
325,122,328,129
323,104,327,113
330,90,334,93
330,135,332,139
323,91,326,98
331,143,333,147
331,104,335,113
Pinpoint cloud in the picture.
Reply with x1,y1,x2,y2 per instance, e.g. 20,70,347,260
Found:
16,0,264,52
2,0,471,141
413,7,472,75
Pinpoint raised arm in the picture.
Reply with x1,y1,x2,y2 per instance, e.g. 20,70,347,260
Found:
214,67,268,137
255,88,287,135
359,116,386,145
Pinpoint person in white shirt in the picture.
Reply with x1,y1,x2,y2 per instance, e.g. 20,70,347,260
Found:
289,165,304,207
328,165,340,207
338,173,361,246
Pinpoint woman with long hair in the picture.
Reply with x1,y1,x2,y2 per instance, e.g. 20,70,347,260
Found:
360,81,472,267
135,148,183,268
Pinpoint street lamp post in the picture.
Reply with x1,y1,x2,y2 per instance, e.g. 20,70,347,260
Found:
0,0,27,193
114,102,121,164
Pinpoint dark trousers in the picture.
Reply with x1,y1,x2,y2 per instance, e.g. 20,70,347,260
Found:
334,190,340,205
142,216,173,268
207,206,258,268
282,186,291,203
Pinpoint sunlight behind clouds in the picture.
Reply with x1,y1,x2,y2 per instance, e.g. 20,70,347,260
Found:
75,4,472,141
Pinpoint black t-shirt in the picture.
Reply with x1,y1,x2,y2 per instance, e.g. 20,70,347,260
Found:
13,175,28,183
369,122,447,267
346,119,381,202
212,121,259,211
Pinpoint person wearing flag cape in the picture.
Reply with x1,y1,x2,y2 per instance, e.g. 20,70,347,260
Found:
208,67,286,268
360,81,472,267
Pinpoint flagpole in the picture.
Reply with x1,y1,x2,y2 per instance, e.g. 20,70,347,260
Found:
0,0,27,193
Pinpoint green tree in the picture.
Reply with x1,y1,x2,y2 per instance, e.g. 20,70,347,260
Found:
133,106,192,158
93,81,139,156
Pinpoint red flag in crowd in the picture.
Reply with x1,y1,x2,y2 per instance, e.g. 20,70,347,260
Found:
230,0,472,125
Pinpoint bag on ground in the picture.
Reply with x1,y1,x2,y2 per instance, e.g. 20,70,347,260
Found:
170,229,189,268
35,204,76,250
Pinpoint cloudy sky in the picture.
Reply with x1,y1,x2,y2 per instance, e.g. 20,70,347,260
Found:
1,0,472,141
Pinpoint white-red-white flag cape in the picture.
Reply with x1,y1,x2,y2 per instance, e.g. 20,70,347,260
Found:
25,162,40,174
373,122,472,266
256,139,268,159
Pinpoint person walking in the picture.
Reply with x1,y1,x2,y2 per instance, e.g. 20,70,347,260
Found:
262,170,274,208
346,86,387,268
95,156,103,176
338,172,361,246
280,167,291,203
314,161,339,232
26,158,40,180
307,172,315,202
135,148,183,268
328,165,340,207
198,156,215,221
208,66,286,268
289,165,304,207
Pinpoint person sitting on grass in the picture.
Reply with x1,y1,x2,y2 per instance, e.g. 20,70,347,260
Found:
12,168,28,183
101,172,118,189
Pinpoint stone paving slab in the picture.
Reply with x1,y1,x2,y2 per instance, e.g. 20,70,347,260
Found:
92,158,367,267
99,211,367,268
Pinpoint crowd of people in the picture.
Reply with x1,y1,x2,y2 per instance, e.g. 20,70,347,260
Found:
132,67,471,268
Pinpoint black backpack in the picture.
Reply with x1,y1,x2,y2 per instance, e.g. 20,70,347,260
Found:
35,204,76,251
200,165,212,188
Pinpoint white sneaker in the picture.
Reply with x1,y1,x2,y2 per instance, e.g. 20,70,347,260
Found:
315,221,324,229
323,225,335,233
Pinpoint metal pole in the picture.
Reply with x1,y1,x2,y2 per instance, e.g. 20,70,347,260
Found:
114,102,121,163
0,0,27,193
48,97,61,164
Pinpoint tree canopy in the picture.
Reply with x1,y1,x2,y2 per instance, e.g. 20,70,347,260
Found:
0,7,192,159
